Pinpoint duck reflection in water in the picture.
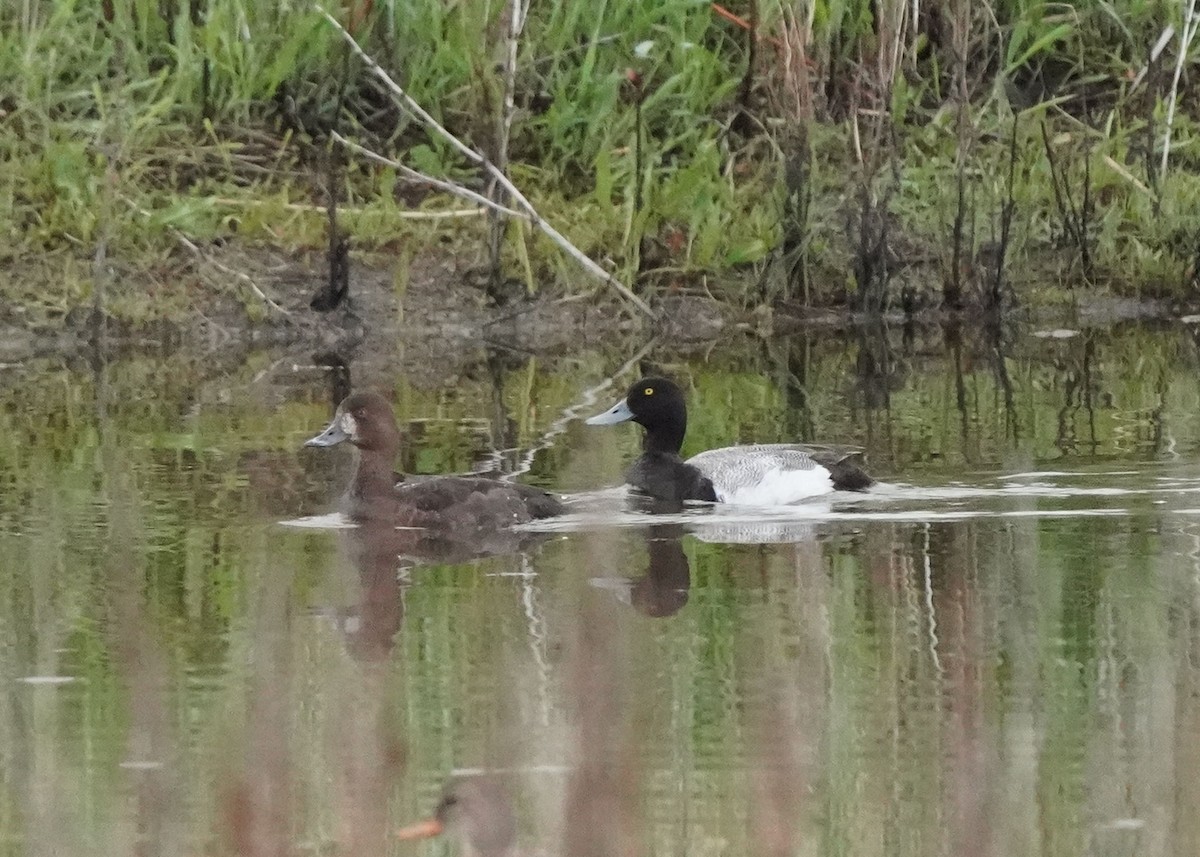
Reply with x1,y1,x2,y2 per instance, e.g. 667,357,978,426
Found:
590,522,691,619
396,776,517,857
304,390,561,660
314,517,412,662
316,514,555,662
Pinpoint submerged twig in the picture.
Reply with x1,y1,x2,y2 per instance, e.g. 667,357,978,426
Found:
500,337,660,481
315,6,655,319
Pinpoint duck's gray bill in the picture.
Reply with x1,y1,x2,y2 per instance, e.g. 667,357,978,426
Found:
304,419,350,448
585,398,634,425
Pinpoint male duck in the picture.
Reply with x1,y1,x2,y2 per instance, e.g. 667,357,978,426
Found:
305,391,564,527
586,376,873,505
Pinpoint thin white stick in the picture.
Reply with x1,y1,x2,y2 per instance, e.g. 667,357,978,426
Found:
1102,154,1154,200
120,193,290,316
212,196,488,219
332,131,524,217
173,231,291,316
499,0,529,170
502,336,659,481
315,6,656,319
1161,0,1199,184
1130,25,1175,90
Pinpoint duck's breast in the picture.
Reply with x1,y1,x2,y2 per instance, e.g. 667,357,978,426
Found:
626,452,718,503
686,444,835,505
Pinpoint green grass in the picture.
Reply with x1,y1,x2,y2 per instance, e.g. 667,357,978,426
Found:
3,0,1200,321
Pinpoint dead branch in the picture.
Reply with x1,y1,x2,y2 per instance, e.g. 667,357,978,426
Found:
332,132,523,217
315,5,656,319
119,194,290,316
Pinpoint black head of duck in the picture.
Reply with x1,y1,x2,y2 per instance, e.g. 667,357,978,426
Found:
587,376,690,453
586,376,719,503
306,391,564,527
587,376,873,505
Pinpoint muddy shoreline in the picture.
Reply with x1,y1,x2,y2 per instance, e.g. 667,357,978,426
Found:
1,245,1188,377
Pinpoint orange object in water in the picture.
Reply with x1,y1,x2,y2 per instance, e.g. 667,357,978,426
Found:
394,816,445,840
394,777,516,857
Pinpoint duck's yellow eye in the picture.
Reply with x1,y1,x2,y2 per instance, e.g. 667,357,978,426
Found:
644,387,654,396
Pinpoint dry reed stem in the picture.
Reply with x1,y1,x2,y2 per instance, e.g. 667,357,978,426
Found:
315,6,656,320
117,193,291,316
489,0,529,277
1130,25,1175,91
1160,0,1199,184
1102,154,1154,199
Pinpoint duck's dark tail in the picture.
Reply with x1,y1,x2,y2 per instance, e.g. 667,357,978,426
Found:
811,450,874,491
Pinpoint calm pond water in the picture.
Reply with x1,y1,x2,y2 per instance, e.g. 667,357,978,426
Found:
3,318,1200,857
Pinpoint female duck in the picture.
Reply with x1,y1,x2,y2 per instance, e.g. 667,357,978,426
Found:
586,376,872,505
305,391,564,528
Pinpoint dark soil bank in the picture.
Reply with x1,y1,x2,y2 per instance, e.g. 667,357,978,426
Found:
2,243,1185,382
0,246,741,380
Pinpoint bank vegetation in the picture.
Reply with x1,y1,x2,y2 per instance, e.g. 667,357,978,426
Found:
3,0,1199,322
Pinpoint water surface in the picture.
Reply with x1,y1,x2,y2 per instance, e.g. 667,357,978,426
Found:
2,320,1200,856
